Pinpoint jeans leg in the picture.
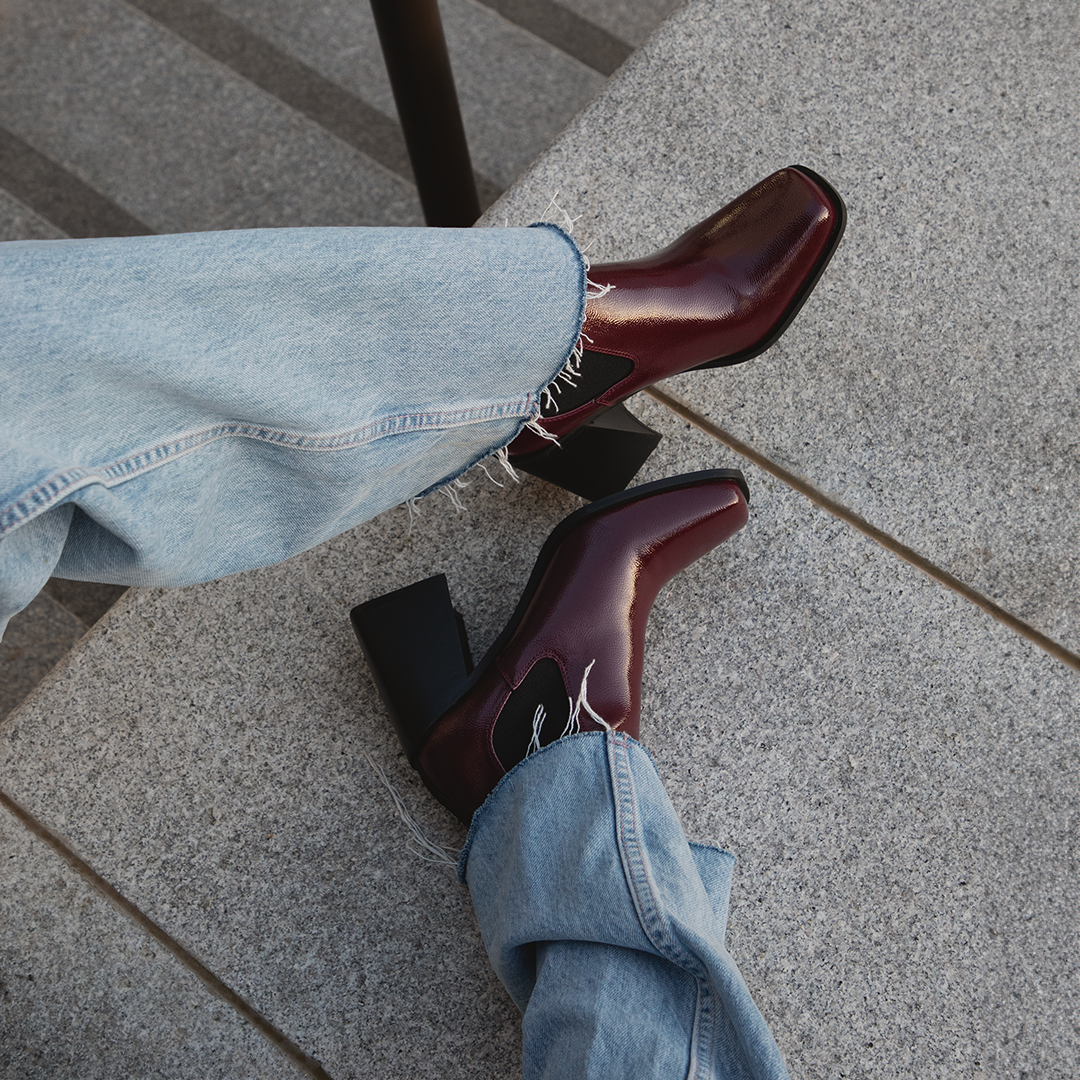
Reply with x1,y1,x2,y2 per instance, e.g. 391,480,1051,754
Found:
460,732,790,1080
0,223,585,636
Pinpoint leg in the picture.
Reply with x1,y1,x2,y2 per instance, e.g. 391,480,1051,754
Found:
0,223,586,635
461,732,790,1080
2,166,847,633
356,474,788,1076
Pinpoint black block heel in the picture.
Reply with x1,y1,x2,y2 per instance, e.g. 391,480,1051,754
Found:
513,403,663,501
350,574,473,763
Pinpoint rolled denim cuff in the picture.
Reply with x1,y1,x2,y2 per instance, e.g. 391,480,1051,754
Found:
461,731,791,1080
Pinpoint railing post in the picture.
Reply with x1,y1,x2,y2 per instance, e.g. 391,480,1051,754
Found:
369,0,481,227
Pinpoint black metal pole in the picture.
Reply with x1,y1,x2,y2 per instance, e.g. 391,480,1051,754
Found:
369,0,481,227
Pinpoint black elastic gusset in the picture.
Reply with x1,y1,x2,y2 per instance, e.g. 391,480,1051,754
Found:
540,350,634,417
491,658,570,770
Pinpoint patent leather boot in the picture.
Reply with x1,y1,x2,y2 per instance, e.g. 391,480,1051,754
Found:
351,469,749,822
509,166,845,499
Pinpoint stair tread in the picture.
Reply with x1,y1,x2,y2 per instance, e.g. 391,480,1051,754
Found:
0,0,423,233
206,0,606,189
0,187,69,240
0,592,87,722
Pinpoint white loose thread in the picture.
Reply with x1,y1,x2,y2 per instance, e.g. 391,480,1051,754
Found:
532,191,615,419
363,751,458,867
541,337,585,413
527,704,548,757
438,476,469,512
494,445,520,483
522,417,560,444
398,192,612,518
526,661,612,759
397,445,525,524
568,659,612,732
403,496,422,533
542,190,582,237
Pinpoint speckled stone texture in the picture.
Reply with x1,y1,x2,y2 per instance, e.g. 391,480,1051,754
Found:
0,803,297,1079
206,0,606,191
0,0,421,230
0,190,66,241
490,0,1080,656
0,592,86,721
3,0,1079,1075
555,0,685,47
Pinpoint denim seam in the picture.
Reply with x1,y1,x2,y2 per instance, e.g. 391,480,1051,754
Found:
608,732,706,978
0,397,541,536
690,980,717,1080
608,731,715,1079
3,222,587,539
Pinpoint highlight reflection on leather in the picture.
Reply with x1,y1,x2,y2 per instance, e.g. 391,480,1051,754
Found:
584,170,830,360
509,166,844,458
417,475,749,821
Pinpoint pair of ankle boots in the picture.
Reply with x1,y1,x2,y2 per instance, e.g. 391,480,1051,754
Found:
353,167,846,821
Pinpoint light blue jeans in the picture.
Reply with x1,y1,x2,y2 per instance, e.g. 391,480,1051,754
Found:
0,223,584,636
464,732,790,1080
1,227,789,1078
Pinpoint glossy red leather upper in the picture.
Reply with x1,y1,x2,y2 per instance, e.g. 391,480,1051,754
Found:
509,166,841,457
417,476,749,819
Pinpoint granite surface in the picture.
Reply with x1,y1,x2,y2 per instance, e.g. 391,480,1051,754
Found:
558,0,685,47
0,189,66,241
3,406,1078,1077
0,802,298,1079
3,0,1079,1075
0,0,421,231
0,592,86,722
1,582,129,722
490,0,1080,656
206,0,606,191
40,580,128,629
636,403,1080,1080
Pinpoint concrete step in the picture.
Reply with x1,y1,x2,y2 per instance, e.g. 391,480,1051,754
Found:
0,0,647,235
0,186,66,241
0,594,87,720
196,0,608,192
0,0,423,232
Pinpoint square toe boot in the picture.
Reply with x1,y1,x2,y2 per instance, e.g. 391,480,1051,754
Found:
507,167,845,499
352,470,750,822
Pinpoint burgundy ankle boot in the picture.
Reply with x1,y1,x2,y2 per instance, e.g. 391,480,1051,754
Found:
509,166,845,500
352,470,750,822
